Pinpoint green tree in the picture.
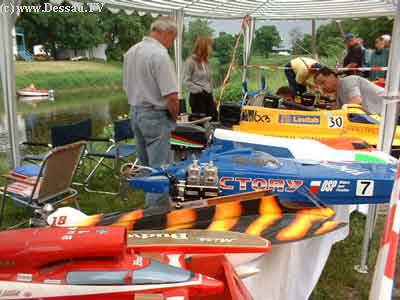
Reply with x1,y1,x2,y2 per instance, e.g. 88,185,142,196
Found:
254,25,281,58
214,32,235,65
292,34,312,55
340,17,393,48
183,18,214,58
99,11,153,61
315,17,393,61
213,32,244,65
17,0,104,58
317,36,345,64
17,0,154,61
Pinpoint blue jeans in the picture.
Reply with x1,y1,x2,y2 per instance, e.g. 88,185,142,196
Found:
131,106,175,168
131,106,175,209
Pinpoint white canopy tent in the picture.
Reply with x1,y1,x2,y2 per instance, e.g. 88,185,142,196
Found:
1,1,399,298
0,0,20,167
69,0,398,19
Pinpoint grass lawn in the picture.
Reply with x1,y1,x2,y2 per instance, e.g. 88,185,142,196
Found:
15,61,121,75
15,60,122,91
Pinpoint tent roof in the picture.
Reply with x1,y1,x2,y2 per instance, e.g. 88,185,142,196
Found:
75,0,399,20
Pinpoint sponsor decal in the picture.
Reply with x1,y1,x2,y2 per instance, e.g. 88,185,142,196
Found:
318,180,351,193
242,109,271,123
320,180,338,192
346,125,378,134
220,177,303,192
279,114,320,125
0,260,15,268
96,228,109,234
44,279,62,284
17,273,32,282
61,228,91,241
128,232,188,240
336,180,351,192
182,200,208,209
198,237,236,243
0,289,20,297
127,232,237,244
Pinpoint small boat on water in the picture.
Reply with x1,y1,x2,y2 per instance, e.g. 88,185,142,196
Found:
17,83,54,98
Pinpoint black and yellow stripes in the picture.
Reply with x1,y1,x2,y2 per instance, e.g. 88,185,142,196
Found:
76,192,345,244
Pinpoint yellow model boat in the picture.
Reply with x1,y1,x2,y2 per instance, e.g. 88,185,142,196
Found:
233,104,400,148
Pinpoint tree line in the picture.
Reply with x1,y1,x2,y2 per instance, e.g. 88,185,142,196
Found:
291,17,393,62
17,1,282,63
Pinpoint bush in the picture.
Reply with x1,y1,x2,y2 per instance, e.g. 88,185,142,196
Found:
216,83,243,103
106,46,124,62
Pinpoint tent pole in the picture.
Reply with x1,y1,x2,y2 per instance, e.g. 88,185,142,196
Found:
312,19,318,60
0,0,20,168
173,8,184,110
336,20,345,37
242,17,256,84
356,3,400,274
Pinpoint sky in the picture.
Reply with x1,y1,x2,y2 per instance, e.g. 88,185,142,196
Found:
209,19,328,48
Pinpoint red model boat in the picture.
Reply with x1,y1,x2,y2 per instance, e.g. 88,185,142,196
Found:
17,88,54,97
17,83,54,98
0,226,270,300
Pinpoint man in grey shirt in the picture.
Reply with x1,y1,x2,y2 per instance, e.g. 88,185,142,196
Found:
123,17,179,208
314,67,384,115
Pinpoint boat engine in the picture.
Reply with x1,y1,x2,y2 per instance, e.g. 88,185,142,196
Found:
171,160,219,206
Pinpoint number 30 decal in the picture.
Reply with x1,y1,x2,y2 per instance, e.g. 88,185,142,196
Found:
328,116,344,128
356,180,374,196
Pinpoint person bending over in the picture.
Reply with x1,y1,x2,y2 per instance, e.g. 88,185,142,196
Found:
314,67,384,115
284,57,321,97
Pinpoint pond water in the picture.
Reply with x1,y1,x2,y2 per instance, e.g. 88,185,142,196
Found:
0,88,129,158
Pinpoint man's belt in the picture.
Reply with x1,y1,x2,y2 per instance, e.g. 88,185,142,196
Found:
133,105,168,111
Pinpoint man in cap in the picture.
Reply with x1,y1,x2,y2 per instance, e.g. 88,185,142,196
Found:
343,33,364,71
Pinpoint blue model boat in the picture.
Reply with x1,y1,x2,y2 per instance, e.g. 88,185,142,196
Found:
130,147,396,205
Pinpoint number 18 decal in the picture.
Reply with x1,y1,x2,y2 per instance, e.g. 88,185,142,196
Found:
328,116,344,128
356,180,374,196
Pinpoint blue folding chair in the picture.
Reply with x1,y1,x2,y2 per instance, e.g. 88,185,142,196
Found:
83,118,137,195
22,119,93,163
15,119,96,189
241,76,267,106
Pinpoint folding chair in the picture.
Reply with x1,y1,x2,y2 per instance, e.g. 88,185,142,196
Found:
21,118,93,163
83,118,137,195
0,142,86,228
241,76,267,106
17,119,101,186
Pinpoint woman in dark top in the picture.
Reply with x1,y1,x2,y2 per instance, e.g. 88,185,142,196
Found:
183,37,218,121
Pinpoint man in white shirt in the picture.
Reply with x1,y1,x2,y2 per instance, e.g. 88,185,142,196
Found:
123,17,179,208
314,67,384,115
